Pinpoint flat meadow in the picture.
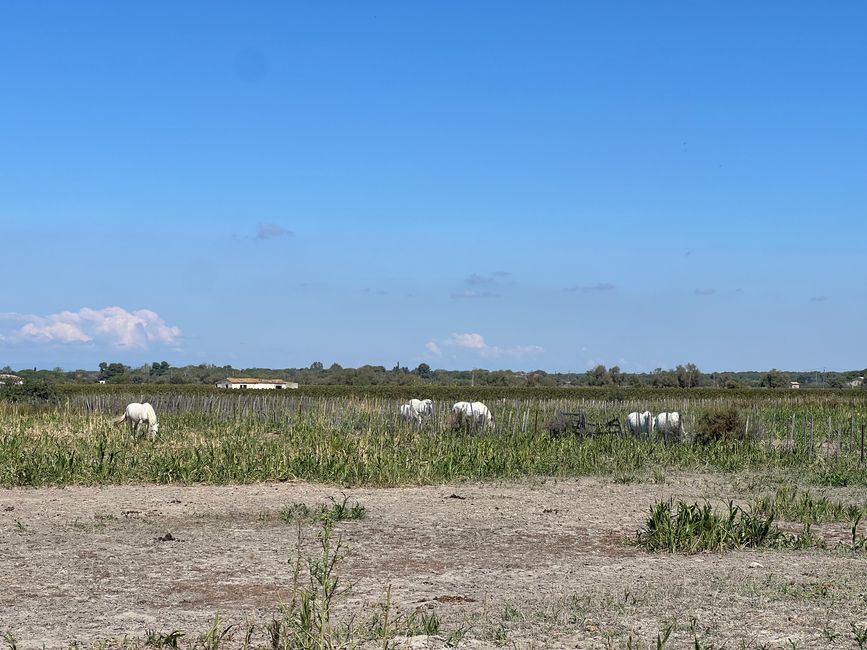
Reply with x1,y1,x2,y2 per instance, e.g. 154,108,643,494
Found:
4,387,867,649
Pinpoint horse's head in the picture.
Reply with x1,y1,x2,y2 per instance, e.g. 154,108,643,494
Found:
151,422,160,435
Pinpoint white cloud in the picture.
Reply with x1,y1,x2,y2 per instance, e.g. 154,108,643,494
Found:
0,307,182,349
428,332,544,359
445,332,487,349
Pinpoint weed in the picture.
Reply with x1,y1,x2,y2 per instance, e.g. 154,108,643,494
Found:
270,517,346,649
279,495,366,525
404,608,441,637
634,500,782,553
144,629,184,650
853,622,867,649
199,615,234,650
751,486,866,524
502,603,523,622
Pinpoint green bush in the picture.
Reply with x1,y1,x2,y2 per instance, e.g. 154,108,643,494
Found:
0,380,62,404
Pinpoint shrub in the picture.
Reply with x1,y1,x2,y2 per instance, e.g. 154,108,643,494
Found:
0,380,62,404
694,405,746,444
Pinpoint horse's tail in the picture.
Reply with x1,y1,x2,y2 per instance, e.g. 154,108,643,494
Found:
113,413,127,425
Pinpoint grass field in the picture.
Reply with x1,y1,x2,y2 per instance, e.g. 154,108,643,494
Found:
2,388,867,488
5,387,867,649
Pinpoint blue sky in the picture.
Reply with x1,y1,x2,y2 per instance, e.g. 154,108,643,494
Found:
1,2,865,373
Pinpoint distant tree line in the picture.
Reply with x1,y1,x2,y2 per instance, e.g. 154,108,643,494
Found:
1,361,865,390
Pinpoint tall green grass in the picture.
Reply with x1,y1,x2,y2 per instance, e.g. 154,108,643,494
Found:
3,394,867,487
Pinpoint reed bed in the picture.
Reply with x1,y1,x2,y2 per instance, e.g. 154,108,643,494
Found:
3,390,867,487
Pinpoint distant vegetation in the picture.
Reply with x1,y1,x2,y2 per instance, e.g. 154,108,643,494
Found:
2,360,865,391
3,388,867,487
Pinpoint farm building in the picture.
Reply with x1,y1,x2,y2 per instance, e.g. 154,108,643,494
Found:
848,376,864,388
790,381,800,389
0,374,24,385
216,377,298,390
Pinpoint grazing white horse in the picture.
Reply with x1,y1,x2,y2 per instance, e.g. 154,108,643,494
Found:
452,401,493,428
655,411,685,440
115,402,159,439
626,411,653,435
400,398,433,424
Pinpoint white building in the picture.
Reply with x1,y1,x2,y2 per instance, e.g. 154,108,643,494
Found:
216,377,299,390
0,374,24,385
789,381,800,390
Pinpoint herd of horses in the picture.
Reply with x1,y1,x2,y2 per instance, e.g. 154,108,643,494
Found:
113,399,685,441
399,399,687,439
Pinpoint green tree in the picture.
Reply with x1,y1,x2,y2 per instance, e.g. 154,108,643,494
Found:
413,363,432,379
760,368,788,388
98,362,129,382
587,364,611,386
676,363,704,388
651,368,678,388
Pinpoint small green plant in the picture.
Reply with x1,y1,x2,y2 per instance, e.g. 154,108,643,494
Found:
634,500,781,553
199,615,234,650
280,503,315,523
270,518,347,650
852,622,867,649
446,623,471,647
751,487,865,524
404,608,441,637
279,495,366,525
656,622,675,648
144,629,184,650
3,632,19,650
324,494,366,522
502,603,523,622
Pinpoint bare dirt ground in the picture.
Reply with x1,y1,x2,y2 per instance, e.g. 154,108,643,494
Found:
2,475,867,649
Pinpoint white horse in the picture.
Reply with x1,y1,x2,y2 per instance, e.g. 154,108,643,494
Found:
451,401,493,429
655,411,686,441
626,411,653,435
115,402,159,439
400,398,433,424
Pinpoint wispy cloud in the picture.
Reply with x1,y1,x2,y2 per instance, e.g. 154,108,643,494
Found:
0,307,182,349
465,271,512,286
564,282,616,293
694,288,716,296
809,296,828,302
256,222,293,240
466,273,495,286
451,289,500,300
425,332,544,359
